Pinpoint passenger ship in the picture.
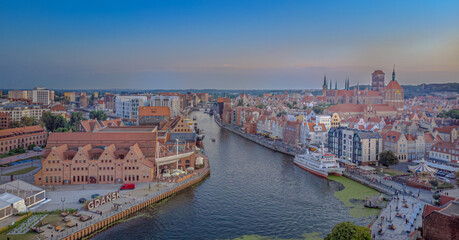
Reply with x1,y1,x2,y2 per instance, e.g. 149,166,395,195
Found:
294,147,343,178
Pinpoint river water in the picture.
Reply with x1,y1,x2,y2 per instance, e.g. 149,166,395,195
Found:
93,112,370,240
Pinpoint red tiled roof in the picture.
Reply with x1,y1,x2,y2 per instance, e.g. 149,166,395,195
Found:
139,106,171,117
385,80,403,90
382,131,402,142
0,125,45,138
51,104,66,112
423,204,441,217
326,104,365,113
373,104,397,112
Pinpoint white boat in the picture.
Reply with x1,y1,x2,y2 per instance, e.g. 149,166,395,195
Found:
294,147,343,178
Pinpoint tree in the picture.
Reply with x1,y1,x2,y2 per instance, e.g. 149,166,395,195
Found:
69,111,84,127
313,105,326,114
455,171,459,186
28,144,36,150
54,127,69,132
21,116,36,126
277,111,287,117
255,104,265,109
325,221,371,240
379,150,399,167
41,112,69,132
89,110,107,121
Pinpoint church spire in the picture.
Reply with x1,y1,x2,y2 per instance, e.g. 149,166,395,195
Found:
392,64,396,82
323,74,327,88
335,80,337,90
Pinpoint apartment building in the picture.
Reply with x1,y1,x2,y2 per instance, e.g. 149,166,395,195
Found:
150,96,181,118
0,113,10,129
0,125,47,154
429,139,459,163
0,102,49,122
8,90,28,100
115,96,148,122
328,127,382,166
32,87,52,105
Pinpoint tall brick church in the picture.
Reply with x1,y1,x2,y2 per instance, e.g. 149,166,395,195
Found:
382,67,404,112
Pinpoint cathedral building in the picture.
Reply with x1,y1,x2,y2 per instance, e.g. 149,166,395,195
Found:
371,70,385,91
382,67,404,112
322,75,382,105
323,67,405,118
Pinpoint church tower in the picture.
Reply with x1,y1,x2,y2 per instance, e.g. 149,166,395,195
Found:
383,65,404,112
322,74,328,96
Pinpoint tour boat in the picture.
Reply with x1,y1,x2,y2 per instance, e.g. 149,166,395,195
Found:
293,147,343,178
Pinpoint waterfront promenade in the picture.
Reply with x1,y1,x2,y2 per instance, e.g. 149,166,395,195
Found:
56,156,210,240
214,116,297,156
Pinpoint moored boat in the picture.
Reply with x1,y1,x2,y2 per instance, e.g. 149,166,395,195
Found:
294,147,343,178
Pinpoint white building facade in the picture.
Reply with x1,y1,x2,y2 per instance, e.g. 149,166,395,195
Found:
150,96,181,118
115,96,148,122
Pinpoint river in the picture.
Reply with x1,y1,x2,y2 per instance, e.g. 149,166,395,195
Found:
93,111,373,240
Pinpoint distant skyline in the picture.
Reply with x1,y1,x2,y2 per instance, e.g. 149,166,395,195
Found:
1,0,458,90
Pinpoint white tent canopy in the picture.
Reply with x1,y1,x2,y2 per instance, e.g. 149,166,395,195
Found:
409,159,437,174
0,192,26,213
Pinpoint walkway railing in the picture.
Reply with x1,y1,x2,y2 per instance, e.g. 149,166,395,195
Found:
58,168,210,239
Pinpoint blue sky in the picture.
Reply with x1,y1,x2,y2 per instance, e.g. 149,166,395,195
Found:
1,0,458,89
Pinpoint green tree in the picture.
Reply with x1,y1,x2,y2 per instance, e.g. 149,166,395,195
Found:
277,111,287,117
438,109,459,119
325,221,371,240
41,112,69,132
69,111,84,127
89,110,107,121
54,127,69,132
20,116,36,126
312,105,326,114
28,144,36,150
256,104,265,109
379,150,399,167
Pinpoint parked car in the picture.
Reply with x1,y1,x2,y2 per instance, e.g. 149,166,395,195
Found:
445,173,455,179
91,194,100,199
78,198,87,204
120,183,135,190
438,177,450,183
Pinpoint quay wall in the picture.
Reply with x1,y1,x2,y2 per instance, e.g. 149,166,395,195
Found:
60,167,210,240
214,117,295,156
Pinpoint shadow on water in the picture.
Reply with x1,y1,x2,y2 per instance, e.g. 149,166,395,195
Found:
92,111,375,240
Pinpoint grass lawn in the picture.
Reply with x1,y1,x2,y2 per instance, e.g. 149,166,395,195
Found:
328,175,381,218
2,167,38,176
381,168,405,176
232,232,323,240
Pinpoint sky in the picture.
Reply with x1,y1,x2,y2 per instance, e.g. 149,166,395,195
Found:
1,0,458,90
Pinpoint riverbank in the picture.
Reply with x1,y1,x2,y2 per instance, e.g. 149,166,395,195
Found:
328,175,381,219
214,117,296,156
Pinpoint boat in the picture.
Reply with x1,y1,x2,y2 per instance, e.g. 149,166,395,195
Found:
293,146,343,178
211,138,216,142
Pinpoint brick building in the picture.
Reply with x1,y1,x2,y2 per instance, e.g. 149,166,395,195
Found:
34,128,158,185
283,121,301,148
0,113,10,129
138,106,171,126
0,125,47,154
422,199,459,240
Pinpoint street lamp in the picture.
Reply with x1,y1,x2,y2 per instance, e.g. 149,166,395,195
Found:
61,197,66,211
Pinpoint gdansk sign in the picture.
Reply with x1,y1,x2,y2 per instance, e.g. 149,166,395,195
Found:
87,191,121,210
